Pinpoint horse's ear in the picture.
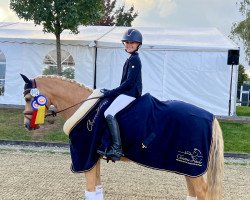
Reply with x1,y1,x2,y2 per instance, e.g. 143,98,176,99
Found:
20,74,30,84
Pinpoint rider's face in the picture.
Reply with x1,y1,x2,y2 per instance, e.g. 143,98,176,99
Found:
124,42,140,53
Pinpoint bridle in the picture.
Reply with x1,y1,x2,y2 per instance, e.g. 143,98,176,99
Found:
23,78,43,120
23,78,103,120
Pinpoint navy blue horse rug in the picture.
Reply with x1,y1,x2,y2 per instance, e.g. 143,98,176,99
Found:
68,93,214,177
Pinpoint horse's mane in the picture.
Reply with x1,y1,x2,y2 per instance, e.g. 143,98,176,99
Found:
36,75,93,92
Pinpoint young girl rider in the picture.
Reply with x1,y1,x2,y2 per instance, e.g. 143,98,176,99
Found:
97,28,143,161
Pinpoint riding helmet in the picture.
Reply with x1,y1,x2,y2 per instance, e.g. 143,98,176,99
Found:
121,28,143,44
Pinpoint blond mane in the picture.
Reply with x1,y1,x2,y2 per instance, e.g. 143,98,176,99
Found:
36,75,93,92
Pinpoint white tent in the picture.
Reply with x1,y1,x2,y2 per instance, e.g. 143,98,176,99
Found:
0,22,239,116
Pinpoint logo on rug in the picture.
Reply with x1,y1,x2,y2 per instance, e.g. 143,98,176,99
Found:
176,148,203,166
87,100,108,131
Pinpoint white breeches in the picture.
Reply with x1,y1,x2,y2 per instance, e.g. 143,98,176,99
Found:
104,94,135,117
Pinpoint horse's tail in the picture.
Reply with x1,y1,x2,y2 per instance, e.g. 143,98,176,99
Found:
206,118,224,200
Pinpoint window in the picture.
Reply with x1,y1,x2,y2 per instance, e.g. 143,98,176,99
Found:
0,50,6,96
43,49,75,79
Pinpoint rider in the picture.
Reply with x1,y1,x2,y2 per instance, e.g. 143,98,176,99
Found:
97,28,143,161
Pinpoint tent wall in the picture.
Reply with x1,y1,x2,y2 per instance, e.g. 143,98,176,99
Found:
0,23,239,116
0,42,95,105
96,48,237,116
162,50,237,115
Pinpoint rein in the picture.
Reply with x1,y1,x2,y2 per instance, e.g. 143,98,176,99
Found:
44,96,102,118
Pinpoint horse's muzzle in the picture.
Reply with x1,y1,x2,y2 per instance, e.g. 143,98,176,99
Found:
24,122,40,131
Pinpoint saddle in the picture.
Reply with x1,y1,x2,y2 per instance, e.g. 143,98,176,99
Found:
65,91,214,177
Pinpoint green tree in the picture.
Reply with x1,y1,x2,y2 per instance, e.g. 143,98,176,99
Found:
238,64,249,89
43,66,74,79
231,0,250,65
10,0,103,75
96,0,138,26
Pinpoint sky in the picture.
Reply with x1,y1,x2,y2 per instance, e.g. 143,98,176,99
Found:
0,0,249,70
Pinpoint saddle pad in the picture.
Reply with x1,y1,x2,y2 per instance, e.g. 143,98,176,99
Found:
63,89,103,135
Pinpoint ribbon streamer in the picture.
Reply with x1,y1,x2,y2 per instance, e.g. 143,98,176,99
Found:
35,106,45,124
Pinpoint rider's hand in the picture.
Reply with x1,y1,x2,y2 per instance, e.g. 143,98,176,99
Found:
100,89,111,97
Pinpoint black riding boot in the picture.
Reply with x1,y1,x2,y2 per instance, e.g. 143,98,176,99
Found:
105,114,123,161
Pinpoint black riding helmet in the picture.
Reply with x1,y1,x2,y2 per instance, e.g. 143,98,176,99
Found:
121,28,143,45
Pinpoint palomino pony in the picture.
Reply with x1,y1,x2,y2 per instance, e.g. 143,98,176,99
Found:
21,74,224,200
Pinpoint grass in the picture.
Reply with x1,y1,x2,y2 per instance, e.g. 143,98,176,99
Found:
220,122,250,153
0,108,68,143
0,106,250,153
236,106,250,116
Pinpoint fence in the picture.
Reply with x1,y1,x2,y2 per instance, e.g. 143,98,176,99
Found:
238,82,250,106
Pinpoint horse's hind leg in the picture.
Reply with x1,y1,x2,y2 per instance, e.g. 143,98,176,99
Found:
185,176,196,199
185,176,207,200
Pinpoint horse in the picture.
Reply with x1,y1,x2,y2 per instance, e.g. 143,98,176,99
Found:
21,74,224,200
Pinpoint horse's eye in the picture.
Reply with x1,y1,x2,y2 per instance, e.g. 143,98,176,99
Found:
25,97,31,102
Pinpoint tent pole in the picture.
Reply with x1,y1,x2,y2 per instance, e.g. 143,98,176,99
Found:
93,41,97,89
92,26,116,89
228,64,234,116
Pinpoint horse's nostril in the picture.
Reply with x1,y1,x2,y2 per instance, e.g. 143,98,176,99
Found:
25,123,31,130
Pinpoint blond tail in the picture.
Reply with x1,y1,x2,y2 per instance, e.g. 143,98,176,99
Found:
206,118,224,200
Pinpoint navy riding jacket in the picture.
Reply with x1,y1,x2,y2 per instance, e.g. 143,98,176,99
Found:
108,52,142,98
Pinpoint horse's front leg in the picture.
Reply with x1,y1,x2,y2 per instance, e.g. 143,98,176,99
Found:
95,159,104,199
95,159,101,186
84,159,104,199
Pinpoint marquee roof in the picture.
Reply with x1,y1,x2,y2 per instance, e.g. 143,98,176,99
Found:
0,22,238,51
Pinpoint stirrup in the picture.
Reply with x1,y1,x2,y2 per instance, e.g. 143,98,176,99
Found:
97,149,107,157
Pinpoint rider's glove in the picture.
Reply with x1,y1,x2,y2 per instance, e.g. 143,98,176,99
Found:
100,89,113,97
